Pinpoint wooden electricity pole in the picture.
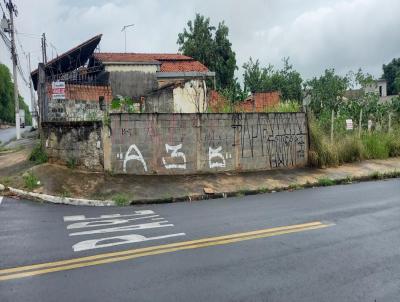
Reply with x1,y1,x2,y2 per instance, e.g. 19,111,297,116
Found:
6,0,20,139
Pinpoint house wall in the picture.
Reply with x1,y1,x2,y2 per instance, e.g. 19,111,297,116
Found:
104,64,158,73
365,80,388,97
46,84,112,122
109,112,308,175
144,87,175,113
42,121,104,171
108,71,158,98
173,80,207,113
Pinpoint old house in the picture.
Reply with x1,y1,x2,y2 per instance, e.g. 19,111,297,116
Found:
89,52,215,113
31,34,216,122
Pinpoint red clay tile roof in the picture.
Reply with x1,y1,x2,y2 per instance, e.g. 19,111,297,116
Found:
160,60,209,72
93,53,209,72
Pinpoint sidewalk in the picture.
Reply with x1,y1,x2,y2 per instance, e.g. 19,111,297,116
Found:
7,157,400,204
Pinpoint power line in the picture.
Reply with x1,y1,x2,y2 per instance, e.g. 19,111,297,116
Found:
0,2,5,15
15,31,41,38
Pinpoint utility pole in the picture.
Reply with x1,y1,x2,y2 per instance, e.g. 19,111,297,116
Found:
41,33,47,63
6,0,20,139
121,24,134,53
27,53,38,129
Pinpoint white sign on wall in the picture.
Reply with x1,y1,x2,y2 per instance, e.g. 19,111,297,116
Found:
52,81,66,100
346,119,353,130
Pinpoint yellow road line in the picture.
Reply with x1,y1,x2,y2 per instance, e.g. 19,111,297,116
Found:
0,221,322,275
0,222,332,281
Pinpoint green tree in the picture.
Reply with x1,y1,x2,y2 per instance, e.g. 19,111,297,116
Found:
242,57,267,93
242,57,303,101
382,58,400,95
0,63,31,125
177,14,237,89
214,21,237,88
305,69,349,115
271,58,302,101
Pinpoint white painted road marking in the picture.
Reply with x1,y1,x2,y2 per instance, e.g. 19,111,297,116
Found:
63,210,155,222
64,210,186,252
69,221,173,236
72,233,186,252
66,215,160,229
0,196,3,205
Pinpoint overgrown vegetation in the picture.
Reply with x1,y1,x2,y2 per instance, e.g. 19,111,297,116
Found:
29,143,48,164
309,115,400,168
111,97,140,113
317,178,335,186
66,157,77,169
23,172,40,190
112,194,130,206
0,64,32,125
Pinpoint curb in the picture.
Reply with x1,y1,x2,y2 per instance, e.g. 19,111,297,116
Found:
3,169,400,207
7,187,115,206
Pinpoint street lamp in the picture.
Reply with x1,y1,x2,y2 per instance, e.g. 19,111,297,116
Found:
121,24,134,53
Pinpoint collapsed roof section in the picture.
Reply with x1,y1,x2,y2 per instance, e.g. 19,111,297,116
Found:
31,34,102,90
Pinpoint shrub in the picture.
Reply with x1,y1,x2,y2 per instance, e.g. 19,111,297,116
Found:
112,194,130,206
66,157,77,169
308,119,339,168
318,178,335,186
387,131,400,157
29,143,48,164
337,135,364,164
23,172,40,190
361,133,390,159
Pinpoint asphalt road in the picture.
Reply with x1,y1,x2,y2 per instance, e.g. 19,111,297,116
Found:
0,127,31,145
1,179,400,301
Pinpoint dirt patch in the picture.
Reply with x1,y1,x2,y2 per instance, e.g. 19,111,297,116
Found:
0,148,35,178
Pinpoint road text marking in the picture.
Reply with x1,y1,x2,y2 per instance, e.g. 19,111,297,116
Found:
0,221,333,281
63,210,185,252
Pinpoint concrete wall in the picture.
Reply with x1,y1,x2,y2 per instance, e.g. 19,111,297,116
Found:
109,112,308,175
43,122,104,171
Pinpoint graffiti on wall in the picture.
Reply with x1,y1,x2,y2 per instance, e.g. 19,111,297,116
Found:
121,142,228,172
230,113,306,168
111,113,308,174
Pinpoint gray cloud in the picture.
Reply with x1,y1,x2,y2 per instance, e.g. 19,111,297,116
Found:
1,0,399,104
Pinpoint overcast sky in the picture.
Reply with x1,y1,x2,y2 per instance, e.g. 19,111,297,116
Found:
1,0,399,107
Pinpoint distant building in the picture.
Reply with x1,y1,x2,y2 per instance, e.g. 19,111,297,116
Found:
365,79,387,97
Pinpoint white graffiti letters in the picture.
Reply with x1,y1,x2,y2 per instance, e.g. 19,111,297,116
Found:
162,144,187,169
209,146,226,168
123,144,147,173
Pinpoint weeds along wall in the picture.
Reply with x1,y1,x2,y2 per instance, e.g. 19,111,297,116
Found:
108,112,308,175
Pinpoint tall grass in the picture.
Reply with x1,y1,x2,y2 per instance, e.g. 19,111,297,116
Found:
309,118,400,168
